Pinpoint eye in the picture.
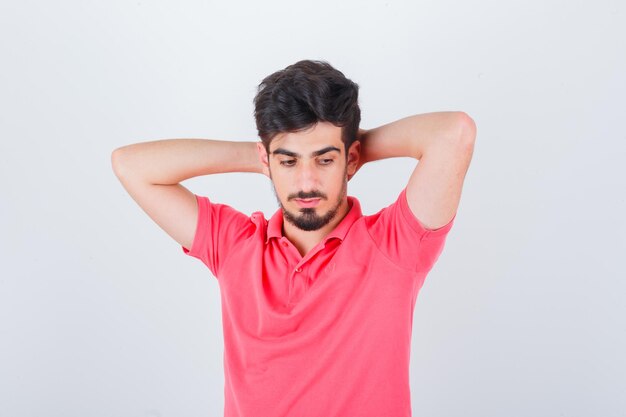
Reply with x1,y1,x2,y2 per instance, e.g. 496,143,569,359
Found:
280,160,296,166
319,159,334,165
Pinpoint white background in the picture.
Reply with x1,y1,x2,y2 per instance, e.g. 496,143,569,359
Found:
1,0,624,416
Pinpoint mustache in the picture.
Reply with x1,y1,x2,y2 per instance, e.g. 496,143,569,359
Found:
290,192,326,200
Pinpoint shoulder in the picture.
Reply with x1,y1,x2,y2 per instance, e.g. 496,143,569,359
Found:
362,187,455,272
194,195,265,240
364,187,454,238
182,196,267,277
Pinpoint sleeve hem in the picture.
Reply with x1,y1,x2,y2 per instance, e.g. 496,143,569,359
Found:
399,187,456,239
181,194,203,257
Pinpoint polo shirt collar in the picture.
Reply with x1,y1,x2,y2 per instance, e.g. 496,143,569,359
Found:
265,195,362,245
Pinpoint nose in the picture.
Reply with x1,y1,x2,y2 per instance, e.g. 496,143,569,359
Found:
295,161,320,194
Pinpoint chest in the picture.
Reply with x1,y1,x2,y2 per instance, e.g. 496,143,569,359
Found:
218,235,418,330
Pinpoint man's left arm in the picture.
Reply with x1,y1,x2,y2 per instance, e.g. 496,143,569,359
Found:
354,111,476,230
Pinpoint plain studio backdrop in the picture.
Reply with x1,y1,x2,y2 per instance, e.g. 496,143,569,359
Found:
1,0,624,416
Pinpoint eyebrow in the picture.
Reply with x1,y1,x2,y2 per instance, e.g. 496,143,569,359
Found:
271,146,341,158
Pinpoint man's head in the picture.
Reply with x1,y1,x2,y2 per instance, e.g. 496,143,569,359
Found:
253,60,361,232
253,59,361,156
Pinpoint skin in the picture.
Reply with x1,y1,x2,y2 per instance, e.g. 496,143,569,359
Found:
256,121,361,257
113,110,473,265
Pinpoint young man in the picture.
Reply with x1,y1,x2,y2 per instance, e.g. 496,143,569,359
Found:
111,59,476,417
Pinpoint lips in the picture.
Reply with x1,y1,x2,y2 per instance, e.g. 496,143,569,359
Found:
295,198,321,208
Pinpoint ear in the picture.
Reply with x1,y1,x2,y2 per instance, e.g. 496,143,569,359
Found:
346,140,361,176
256,142,271,178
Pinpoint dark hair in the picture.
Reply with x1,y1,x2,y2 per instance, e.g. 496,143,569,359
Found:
253,59,361,157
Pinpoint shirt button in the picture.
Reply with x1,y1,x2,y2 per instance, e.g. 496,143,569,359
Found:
282,242,288,247
295,267,302,272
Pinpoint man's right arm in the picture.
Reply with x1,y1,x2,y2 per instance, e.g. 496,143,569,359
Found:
111,139,263,250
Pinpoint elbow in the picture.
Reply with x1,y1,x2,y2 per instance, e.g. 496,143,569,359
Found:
456,112,477,146
111,147,130,178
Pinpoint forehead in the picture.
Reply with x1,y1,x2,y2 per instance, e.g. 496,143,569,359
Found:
270,122,343,154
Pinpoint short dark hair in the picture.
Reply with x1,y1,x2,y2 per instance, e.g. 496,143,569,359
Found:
253,59,361,157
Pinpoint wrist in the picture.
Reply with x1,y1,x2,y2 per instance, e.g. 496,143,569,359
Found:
356,129,370,165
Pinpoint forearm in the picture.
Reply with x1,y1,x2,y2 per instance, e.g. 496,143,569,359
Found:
111,138,262,185
359,111,468,163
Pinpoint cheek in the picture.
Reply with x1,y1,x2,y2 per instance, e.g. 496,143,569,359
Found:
271,177,290,194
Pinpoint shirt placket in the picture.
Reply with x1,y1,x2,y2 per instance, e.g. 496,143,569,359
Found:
288,263,308,306
280,237,317,306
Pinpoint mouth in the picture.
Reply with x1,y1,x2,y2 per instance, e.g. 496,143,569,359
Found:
294,198,321,208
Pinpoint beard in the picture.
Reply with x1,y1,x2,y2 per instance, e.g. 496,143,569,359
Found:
269,165,348,232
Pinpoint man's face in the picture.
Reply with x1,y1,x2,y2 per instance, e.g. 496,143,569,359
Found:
263,122,352,232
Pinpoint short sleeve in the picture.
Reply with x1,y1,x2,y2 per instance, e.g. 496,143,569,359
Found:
181,194,254,278
366,187,456,273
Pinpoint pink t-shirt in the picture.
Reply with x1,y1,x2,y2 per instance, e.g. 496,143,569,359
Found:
182,187,455,417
